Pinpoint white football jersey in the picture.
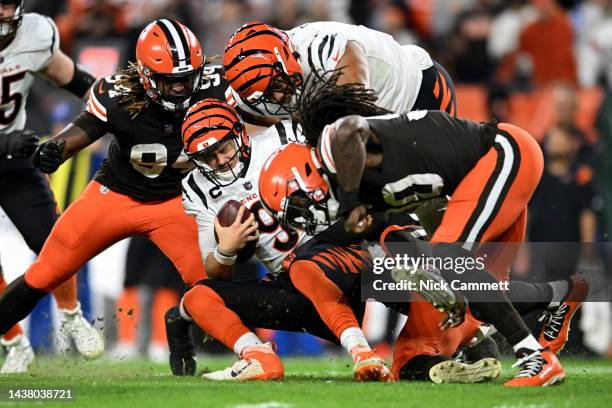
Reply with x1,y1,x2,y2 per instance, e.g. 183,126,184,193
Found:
182,121,309,275
231,21,433,118
0,13,59,132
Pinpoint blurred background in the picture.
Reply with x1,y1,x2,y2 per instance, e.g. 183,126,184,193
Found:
0,0,611,361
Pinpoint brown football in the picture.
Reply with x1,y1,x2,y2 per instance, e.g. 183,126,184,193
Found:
215,199,257,261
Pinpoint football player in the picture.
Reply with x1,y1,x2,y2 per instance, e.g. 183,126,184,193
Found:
0,19,226,347
173,99,392,382
169,99,503,384
0,0,103,373
258,79,588,386
223,21,456,123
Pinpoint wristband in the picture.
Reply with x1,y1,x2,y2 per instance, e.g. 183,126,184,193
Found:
214,246,237,265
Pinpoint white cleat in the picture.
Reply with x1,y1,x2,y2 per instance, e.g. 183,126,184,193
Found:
1,335,35,375
202,342,284,381
428,358,501,384
60,302,104,360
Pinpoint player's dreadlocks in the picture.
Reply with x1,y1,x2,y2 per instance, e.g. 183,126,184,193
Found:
296,68,391,145
114,57,219,119
114,62,149,118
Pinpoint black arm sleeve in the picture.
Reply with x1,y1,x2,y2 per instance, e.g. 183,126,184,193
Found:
61,61,96,98
72,111,108,142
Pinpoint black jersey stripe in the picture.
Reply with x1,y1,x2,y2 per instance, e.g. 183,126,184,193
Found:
187,173,208,209
182,186,193,203
275,122,288,145
327,34,336,59
317,35,329,68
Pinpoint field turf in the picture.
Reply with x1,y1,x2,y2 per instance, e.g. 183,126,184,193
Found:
0,355,611,407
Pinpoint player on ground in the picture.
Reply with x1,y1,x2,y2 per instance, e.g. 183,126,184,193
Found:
0,19,223,343
0,0,103,373
258,78,587,386
223,21,456,122
174,99,391,381
169,99,503,383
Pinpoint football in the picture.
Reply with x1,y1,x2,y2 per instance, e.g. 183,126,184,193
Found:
216,199,257,261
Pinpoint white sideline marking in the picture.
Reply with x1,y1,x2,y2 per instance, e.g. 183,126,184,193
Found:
228,402,293,408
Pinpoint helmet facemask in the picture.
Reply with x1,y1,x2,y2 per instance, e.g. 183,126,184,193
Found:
0,0,23,47
187,128,250,187
243,49,302,117
140,64,203,112
279,173,339,235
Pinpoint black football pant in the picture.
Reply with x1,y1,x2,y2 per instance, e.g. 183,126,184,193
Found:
0,166,58,255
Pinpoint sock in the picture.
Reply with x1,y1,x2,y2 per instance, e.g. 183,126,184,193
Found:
340,327,370,357
289,261,360,341
233,332,263,355
182,285,251,352
507,281,553,314
53,276,78,310
548,280,570,305
432,243,532,347
512,334,542,353
0,272,24,341
0,275,48,335
116,287,139,347
59,301,82,315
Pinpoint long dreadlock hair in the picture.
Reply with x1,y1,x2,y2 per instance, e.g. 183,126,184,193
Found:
113,56,219,119
296,68,391,145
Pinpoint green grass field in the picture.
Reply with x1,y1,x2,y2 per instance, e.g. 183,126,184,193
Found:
1,356,611,408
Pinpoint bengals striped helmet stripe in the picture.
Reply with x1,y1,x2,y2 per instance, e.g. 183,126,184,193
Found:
183,100,241,151
156,19,191,68
224,21,299,96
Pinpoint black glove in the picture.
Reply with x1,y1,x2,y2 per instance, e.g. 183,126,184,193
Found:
32,139,65,174
165,305,196,376
0,129,40,159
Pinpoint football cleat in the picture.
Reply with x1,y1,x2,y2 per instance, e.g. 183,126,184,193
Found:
429,358,501,384
505,349,565,387
391,265,467,329
353,349,394,382
538,276,589,354
60,302,104,360
202,342,284,381
0,335,35,375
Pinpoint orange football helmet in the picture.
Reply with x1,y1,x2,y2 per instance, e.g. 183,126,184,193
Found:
182,98,251,186
259,143,338,234
223,21,302,116
136,19,204,112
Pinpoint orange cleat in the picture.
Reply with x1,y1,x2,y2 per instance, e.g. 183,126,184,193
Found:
353,348,394,382
539,276,589,354
504,349,565,387
202,342,284,381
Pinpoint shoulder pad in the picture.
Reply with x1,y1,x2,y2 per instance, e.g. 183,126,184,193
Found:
85,75,132,123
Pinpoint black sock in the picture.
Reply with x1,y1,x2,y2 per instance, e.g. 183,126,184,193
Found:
507,281,553,315
0,275,47,335
432,243,531,346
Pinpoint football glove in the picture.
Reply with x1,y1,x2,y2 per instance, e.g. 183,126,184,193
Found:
33,139,65,174
0,129,40,159
165,305,196,376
